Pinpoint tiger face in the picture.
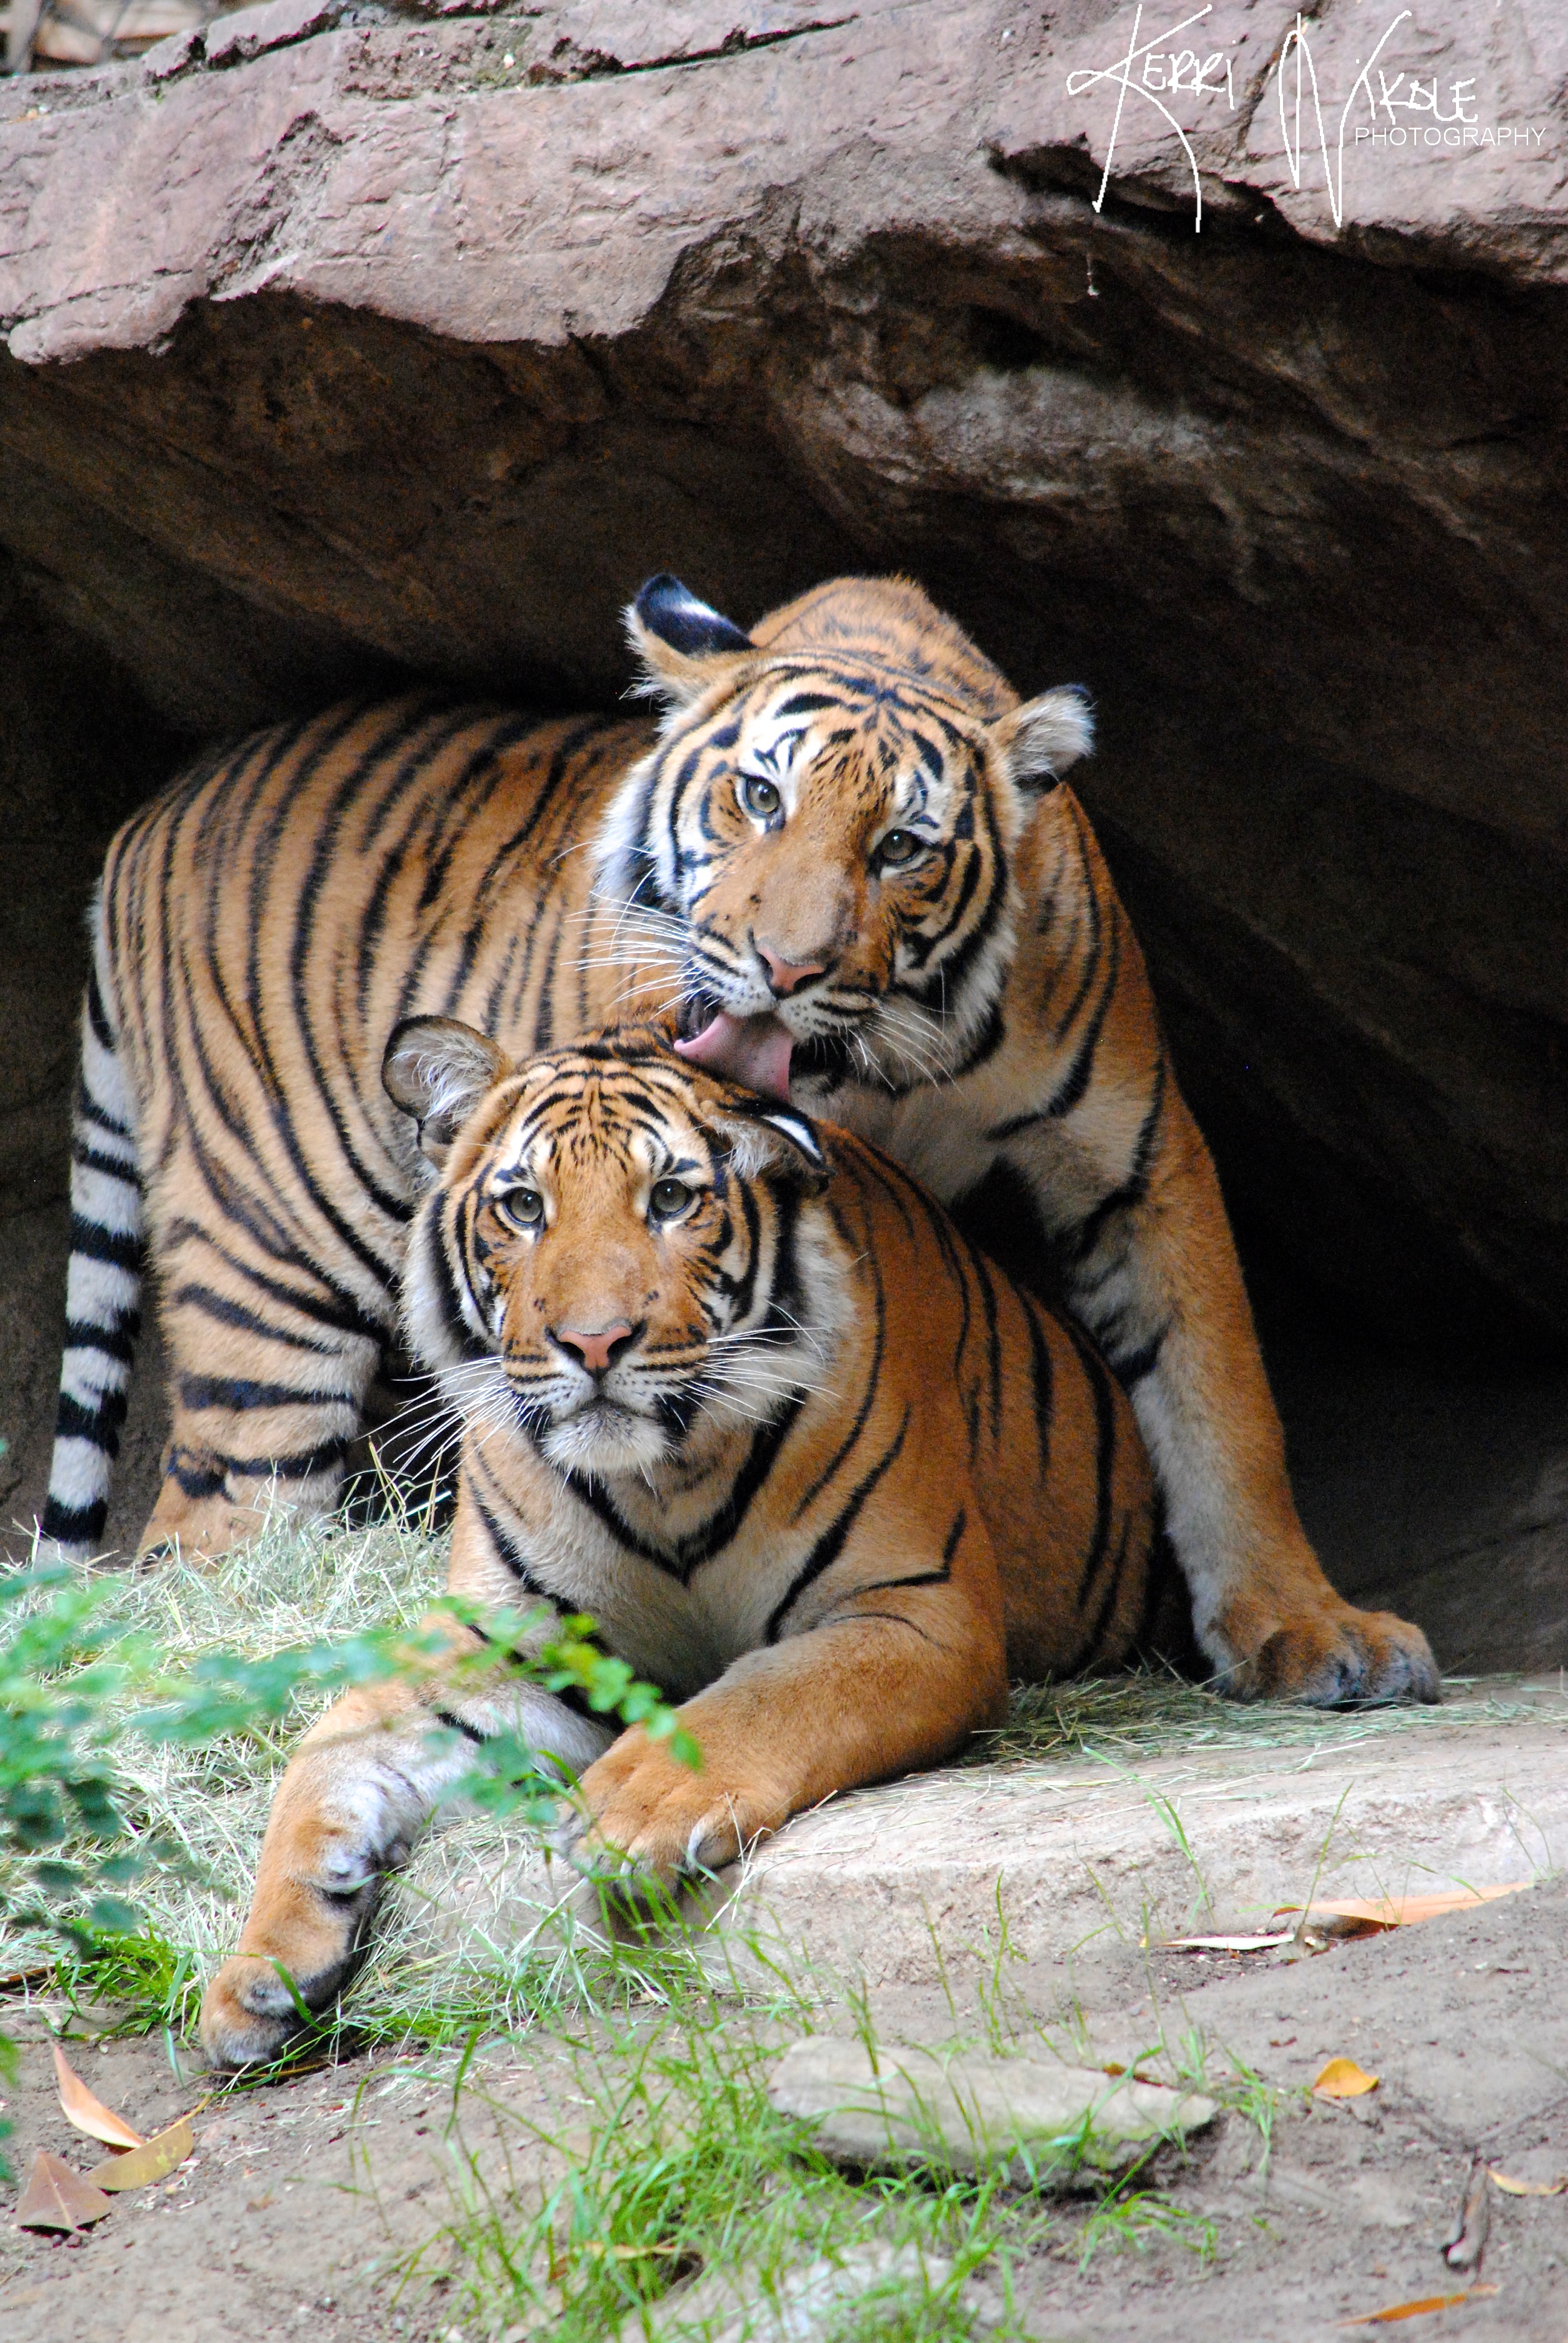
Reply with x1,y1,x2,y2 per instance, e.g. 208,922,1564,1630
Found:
386,1018,837,1480
595,575,1095,1099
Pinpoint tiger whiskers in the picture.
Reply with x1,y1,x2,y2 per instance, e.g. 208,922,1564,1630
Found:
871,1000,959,1090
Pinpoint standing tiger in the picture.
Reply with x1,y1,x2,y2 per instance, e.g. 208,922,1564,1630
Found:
200,1020,1191,2066
42,573,1437,1706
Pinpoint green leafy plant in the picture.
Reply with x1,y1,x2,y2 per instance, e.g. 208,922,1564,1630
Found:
0,1556,696,2082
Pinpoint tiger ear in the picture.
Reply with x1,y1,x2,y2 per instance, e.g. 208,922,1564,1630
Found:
626,573,758,709
713,1100,832,1193
987,687,1094,794
383,1016,509,1168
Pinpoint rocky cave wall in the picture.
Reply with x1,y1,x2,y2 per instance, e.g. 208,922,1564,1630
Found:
1,0,1566,1607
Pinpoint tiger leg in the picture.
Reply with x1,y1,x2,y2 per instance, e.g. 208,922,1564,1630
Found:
562,1563,1008,1892
1054,1088,1439,1706
136,1235,393,1564
199,1619,611,2066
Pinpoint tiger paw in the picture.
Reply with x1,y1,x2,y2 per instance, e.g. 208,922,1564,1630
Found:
137,1467,271,1566
560,1731,774,1891
200,1954,321,2068
1223,1599,1440,1708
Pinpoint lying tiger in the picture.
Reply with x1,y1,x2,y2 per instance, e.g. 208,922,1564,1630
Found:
200,1020,1195,2066
44,572,1436,1706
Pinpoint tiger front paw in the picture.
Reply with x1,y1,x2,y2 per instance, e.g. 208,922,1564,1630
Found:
1223,1598,1440,1708
137,1465,272,1565
200,1953,324,2068
558,1730,777,1892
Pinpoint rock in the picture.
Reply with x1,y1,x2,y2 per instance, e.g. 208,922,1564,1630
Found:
766,2039,1217,2187
1,0,1567,1560
616,2241,961,2342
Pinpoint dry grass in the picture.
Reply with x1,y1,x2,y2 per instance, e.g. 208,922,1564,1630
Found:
2,1504,1550,2052
974,1668,1558,1771
0,1506,607,2046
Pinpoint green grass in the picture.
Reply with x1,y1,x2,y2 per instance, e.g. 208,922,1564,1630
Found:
390,1919,1038,2341
974,1668,1555,1771
1,1510,1390,2334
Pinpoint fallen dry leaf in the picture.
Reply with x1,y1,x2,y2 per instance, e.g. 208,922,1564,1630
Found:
51,2041,144,2151
90,2116,195,2192
1489,2167,1566,2197
15,2149,113,2232
1444,2157,1490,2272
1277,1884,1531,1938
1155,1930,1298,1953
1337,2285,1498,2326
1313,2057,1380,2099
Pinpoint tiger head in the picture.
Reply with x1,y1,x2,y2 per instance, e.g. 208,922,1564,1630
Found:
593,574,1093,1099
385,1015,840,1480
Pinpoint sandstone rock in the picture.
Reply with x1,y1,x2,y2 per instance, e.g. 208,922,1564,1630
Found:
766,2038,1217,2186
1,1,1566,1561
616,2241,962,2342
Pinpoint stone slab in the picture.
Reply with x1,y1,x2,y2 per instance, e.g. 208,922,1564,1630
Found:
419,1677,1568,1990
766,2038,1217,2184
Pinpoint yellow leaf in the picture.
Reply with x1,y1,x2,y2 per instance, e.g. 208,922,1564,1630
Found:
89,2117,195,2192
1313,2057,1379,2099
1337,2286,1497,2326
52,2040,145,2151
1489,2167,1566,2197
15,2149,113,2232
1279,1884,1532,1936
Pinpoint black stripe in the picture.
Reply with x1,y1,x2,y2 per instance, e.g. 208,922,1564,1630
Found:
1107,1326,1168,1389
470,1479,549,1591
1067,1057,1168,1265
766,1406,910,1642
177,1375,358,1413
1072,1512,1135,1670
950,997,1005,1079
53,1389,128,1444
64,1317,139,1362
1063,1319,1118,1605
166,1251,388,1348
434,1707,486,1745
72,1144,143,1188
41,1496,108,1544
167,1283,344,1355
833,1506,967,1608
1041,904,1122,1122
1022,1297,1054,1483
970,1249,1004,1447
68,1215,142,1272
790,1205,886,1524
85,961,116,1055
218,1441,350,1482
167,1447,227,1500
564,1394,806,1584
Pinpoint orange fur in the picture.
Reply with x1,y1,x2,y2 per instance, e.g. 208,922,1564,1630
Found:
47,580,1435,1715
200,1024,1178,2066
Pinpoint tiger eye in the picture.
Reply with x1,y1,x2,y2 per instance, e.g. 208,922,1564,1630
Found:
739,773,781,821
497,1185,544,1230
651,1176,694,1218
876,828,923,868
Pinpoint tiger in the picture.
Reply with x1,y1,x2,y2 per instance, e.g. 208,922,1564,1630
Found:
199,1018,1193,2067
40,572,1438,1708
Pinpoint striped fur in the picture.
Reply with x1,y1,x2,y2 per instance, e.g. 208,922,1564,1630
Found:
42,578,1436,1714
200,1024,1186,2065
44,899,145,1552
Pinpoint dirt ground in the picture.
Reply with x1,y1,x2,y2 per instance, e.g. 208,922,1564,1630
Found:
3,1876,1564,2341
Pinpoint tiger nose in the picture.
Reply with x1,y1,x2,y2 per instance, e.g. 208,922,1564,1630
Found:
757,942,828,997
554,1322,636,1375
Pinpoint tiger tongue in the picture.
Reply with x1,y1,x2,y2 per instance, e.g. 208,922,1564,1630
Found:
674,1012,794,1102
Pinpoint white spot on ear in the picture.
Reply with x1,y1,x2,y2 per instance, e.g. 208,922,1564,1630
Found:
760,1110,825,1169
992,687,1095,789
